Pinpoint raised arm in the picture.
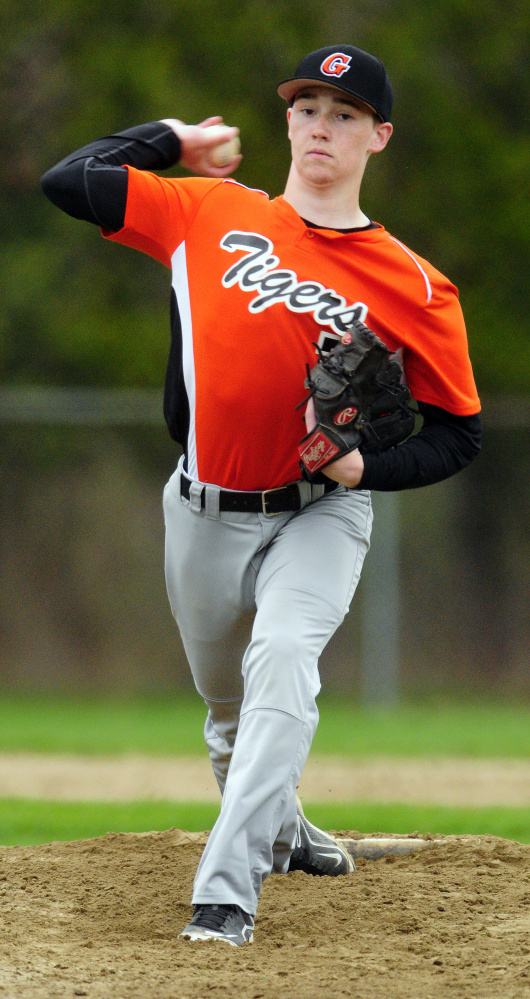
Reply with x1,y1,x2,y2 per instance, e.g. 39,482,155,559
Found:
40,117,241,231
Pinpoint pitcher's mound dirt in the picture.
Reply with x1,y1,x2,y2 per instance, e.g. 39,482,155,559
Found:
0,829,529,999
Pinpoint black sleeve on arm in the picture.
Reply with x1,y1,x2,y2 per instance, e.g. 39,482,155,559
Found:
40,122,181,232
358,401,482,491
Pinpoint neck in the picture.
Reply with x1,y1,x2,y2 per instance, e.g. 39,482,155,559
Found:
283,164,369,229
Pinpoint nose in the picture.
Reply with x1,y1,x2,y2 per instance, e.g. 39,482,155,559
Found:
311,114,331,140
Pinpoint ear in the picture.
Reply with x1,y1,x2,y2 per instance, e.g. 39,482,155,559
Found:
287,106,292,139
368,121,393,155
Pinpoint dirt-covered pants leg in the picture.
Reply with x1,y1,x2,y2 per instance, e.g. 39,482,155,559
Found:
163,461,372,917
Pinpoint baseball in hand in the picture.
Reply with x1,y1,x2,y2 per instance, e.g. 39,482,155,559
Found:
204,124,241,166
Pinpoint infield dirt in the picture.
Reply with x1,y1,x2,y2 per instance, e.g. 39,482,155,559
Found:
0,829,529,998
1,753,530,805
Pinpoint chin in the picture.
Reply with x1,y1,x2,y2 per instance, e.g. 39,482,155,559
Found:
302,163,336,186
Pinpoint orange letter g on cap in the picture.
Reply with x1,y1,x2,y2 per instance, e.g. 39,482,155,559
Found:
320,53,352,78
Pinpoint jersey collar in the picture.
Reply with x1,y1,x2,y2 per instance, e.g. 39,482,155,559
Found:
273,195,386,241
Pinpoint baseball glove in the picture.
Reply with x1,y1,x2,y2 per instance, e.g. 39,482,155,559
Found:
298,320,416,482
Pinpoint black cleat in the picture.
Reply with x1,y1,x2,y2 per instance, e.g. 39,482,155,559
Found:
288,798,355,877
179,903,254,946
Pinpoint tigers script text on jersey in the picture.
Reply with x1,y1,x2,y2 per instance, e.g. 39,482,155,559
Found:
105,170,479,491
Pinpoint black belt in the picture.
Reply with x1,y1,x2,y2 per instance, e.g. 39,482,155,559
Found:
180,473,337,515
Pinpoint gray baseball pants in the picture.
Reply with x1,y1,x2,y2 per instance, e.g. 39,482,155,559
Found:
163,457,372,916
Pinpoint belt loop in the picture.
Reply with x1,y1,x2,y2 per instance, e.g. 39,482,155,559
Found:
311,482,326,502
297,480,313,508
204,484,221,520
189,481,203,513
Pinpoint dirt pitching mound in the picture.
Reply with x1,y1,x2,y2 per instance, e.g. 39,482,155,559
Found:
1,829,529,999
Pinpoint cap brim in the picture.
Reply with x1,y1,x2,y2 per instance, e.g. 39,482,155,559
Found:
277,76,347,101
276,77,382,119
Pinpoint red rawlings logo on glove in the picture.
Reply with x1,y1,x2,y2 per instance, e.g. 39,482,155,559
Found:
333,406,357,426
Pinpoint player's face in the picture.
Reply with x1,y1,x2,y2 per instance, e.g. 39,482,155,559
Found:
287,87,391,189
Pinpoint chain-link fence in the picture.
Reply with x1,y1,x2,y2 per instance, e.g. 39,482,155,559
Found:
1,389,528,701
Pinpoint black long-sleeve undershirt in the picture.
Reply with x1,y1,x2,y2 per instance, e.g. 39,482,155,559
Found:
41,122,481,491
360,403,480,490
41,121,180,230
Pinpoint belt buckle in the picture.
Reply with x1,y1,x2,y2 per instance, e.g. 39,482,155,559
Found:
261,485,288,517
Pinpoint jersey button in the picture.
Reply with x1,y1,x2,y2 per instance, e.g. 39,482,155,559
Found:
306,230,315,238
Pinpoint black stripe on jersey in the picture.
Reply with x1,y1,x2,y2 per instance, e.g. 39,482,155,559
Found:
164,287,190,451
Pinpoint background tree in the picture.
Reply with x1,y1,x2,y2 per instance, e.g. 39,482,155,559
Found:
1,0,528,392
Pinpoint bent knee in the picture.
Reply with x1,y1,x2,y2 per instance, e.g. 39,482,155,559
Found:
241,630,322,718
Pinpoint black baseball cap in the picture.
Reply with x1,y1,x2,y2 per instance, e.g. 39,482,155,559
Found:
277,45,393,123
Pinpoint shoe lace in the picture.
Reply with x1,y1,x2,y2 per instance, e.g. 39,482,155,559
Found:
193,904,237,931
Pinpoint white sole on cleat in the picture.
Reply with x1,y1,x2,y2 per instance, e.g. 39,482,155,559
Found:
180,929,240,946
179,925,253,946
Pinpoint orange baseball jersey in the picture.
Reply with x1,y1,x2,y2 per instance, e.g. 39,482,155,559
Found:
104,169,480,491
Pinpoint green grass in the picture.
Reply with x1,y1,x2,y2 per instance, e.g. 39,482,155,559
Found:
1,799,529,847
0,799,219,847
0,696,528,847
0,695,528,757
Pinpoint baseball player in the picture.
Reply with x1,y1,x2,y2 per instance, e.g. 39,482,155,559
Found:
41,44,481,946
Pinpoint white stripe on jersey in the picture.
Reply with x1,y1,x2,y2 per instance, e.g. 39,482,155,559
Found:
388,236,433,304
222,178,270,197
171,241,198,479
